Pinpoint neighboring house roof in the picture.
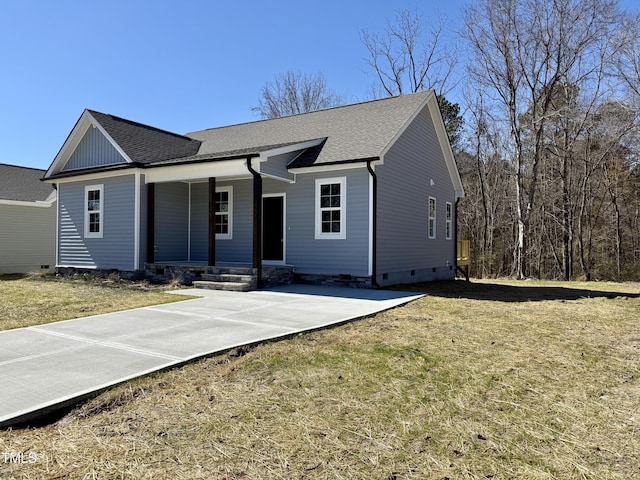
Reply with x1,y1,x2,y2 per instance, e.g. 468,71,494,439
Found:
187,91,431,167
0,164,55,203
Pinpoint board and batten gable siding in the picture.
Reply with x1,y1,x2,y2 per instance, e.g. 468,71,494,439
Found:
58,175,137,270
63,125,127,172
154,183,189,262
0,203,56,274
279,169,370,276
376,104,456,285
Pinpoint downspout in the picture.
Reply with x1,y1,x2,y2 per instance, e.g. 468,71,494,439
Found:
454,197,459,274
367,160,380,288
247,157,263,288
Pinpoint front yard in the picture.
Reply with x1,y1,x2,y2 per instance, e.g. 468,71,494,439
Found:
0,274,186,331
1,278,639,479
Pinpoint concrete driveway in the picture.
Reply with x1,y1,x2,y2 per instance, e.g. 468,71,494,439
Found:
0,285,422,428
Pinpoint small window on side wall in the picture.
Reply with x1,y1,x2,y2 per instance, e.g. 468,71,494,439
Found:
446,202,452,240
315,177,346,239
85,184,103,238
428,197,436,239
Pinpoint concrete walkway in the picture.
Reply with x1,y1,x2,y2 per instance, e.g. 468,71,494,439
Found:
0,285,422,428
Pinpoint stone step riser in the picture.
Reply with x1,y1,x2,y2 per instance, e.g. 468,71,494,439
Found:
192,281,252,292
202,274,256,284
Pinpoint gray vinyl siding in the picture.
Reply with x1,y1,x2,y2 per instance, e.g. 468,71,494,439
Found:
189,180,253,263
181,170,370,274
376,105,456,285
154,183,189,262
58,175,137,270
63,126,127,172
0,203,56,274
275,169,370,276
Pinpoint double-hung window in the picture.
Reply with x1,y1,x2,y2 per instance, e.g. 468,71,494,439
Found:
85,185,103,238
446,202,452,240
428,197,436,239
215,186,233,239
315,177,346,239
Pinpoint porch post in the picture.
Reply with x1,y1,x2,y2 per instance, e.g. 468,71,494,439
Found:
146,182,155,264
208,177,216,266
247,158,263,287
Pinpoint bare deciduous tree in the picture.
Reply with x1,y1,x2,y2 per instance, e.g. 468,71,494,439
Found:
253,71,344,119
360,8,457,98
360,8,464,151
463,0,622,279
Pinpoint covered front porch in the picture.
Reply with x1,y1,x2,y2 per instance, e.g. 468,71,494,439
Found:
143,149,301,290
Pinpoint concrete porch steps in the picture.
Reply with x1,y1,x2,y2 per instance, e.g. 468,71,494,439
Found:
193,267,257,292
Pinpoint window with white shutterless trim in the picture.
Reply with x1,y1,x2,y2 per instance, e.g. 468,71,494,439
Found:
215,186,233,239
85,184,103,238
428,197,436,239
446,202,453,240
315,177,346,239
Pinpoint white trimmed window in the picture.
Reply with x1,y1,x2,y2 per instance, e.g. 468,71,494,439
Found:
428,197,436,239
446,202,453,240
215,186,233,239
85,184,103,238
315,177,346,239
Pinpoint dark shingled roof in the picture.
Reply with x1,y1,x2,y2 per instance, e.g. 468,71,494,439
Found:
87,110,201,164
48,92,434,178
0,164,55,202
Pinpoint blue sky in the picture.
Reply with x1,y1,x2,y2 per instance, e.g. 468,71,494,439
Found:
0,0,634,170
0,0,468,170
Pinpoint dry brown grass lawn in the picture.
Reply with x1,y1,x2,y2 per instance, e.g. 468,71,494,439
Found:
1,279,639,479
0,274,187,331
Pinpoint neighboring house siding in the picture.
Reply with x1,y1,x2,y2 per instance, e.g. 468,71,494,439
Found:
63,126,127,171
275,169,370,276
376,105,456,285
0,203,56,274
154,183,189,262
138,176,148,270
58,175,136,270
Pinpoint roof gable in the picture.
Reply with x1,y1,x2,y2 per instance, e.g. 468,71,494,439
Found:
45,110,201,179
0,164,55,203
63,122,128,172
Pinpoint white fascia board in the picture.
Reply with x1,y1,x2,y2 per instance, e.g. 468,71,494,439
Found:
289,162,370,175
46,168,142,185
426,94,465,198
45,110,134,179
143,159,248,183
0,199,54,208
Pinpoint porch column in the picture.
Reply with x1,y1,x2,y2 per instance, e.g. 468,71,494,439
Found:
208,177,216,265
247,158,263,287
146,182,155,264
